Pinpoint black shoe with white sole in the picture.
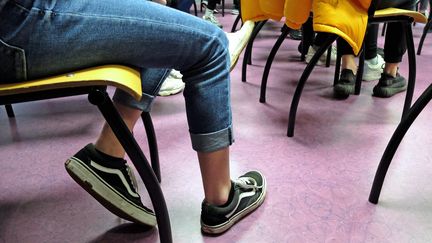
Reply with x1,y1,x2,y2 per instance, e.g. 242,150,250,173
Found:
201,171,267,234
65,144,156,226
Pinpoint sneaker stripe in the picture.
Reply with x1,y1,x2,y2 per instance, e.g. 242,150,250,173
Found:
90,160,140,198
225,189,256,218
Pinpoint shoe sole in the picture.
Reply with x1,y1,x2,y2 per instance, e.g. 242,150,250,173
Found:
373,85,407,98
201,172,267,234
333,84,354,99
229,21,255,72
65,157,157,226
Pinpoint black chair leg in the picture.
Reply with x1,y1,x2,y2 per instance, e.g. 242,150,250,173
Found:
247,20,267,65
259,25,290,103
287,35,338,137
417,19,432,55
5,104,15,118
241,20,267,82
231,14,242,33
193,1,198,16
402,23,416,119
88,88,172,243
355,48,365,95
333,48,342,86
369,84,432,204
247,21,267,65
325,45,332,67
142,112,161,183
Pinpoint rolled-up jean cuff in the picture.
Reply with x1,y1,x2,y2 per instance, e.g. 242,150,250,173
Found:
113,89,156,112
190,125,234,152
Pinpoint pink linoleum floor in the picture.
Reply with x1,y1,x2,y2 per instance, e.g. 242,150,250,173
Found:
2,7,432,243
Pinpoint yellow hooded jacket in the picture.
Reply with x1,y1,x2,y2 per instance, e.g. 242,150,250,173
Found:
241,0,372,55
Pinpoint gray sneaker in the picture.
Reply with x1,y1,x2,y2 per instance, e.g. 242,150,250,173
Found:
373,72,407,98
334,69,356,99
201,171,267,234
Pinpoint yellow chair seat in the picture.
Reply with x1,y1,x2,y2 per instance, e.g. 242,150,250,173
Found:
0,65,142,100
374,8,428,23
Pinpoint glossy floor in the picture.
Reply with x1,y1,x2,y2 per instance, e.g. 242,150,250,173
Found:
2,8,432,243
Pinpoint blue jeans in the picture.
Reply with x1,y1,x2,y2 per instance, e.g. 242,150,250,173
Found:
0,0,233,152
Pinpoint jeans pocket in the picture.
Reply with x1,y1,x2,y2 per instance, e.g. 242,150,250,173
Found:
0,38,27,83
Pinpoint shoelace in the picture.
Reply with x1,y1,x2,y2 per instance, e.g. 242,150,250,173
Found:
235,177,263,190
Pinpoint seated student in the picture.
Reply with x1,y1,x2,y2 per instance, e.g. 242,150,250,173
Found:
0,0,266,235
334,0,416,99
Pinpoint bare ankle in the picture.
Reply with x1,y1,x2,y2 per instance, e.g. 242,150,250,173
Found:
204,182,232,206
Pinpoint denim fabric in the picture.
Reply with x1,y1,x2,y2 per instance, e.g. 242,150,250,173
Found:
0,0,233,152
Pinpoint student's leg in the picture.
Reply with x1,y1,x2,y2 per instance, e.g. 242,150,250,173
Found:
372,0,415,97
362,25,385,81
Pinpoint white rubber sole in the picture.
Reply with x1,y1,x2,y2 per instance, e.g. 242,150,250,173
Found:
228,21,255,71
65,157,157,226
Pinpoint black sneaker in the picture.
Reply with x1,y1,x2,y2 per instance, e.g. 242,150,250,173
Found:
201,171,267,234
334,69,356,99
373,72,407,98
65,144,156,226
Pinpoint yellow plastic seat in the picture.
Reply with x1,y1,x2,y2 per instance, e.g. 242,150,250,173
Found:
0,65,142,99
374,8,427,23
0,65,173,243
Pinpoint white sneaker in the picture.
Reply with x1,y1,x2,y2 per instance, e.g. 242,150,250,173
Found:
363,54,384,81
231,9,239,15
158,70,185,96
203,10,223,28
226,21,255,71
305,45,337,66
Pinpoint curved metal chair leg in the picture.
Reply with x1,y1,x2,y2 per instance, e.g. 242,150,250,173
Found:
247,20,267,65
5,104,15,118
89,88,172,243
325,45,332,67
402,23,416,119
231,14,242,33
193,1,197,16
369,84,432,204
142,112,161,183
355,48,365,95
417,19,432,55
259,25,290,103
333,52,342,86
241,20,267,82
287,35,338,137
